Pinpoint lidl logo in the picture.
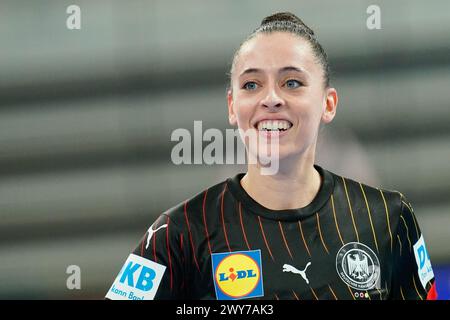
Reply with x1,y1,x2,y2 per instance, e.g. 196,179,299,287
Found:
105,254,166,300
211,250,264,300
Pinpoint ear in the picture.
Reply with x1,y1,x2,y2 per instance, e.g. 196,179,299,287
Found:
227,89,237,125
321,87,338,124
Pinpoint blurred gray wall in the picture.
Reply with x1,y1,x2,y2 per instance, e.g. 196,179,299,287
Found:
0,0,449,299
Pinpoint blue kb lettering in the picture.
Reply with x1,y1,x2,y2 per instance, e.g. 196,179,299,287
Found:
136,266,156,291
119,262,156,291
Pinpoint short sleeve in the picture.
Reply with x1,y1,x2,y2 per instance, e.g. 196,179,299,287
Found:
390,195,436,300
105,214,188,300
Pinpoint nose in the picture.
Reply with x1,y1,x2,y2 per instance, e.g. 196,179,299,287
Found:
260,86,284,110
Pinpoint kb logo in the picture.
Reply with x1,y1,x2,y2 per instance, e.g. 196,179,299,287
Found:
106,254,166,300
120,261,156,291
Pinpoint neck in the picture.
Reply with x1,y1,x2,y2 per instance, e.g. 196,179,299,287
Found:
240,146,322,211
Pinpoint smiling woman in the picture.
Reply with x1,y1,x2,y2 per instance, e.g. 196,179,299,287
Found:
105,12,437,300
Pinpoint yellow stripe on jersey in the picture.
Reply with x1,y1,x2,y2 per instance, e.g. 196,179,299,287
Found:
316,212,329,254
347,285,356,300
278,222,293,259
397,234,402,257
360,183,379,253
297,220,311,257
379,189,394,253
402,200,413,213
328,285,338,300
402,201,420,239
400,286,405,300
412,276,424,300
331,194,345,245
310,286,319,300
376,288,383,300
341,177,360,242
400,215,412,251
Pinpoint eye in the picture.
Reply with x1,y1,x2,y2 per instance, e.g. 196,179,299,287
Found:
285,79,302,89
242,81,259,91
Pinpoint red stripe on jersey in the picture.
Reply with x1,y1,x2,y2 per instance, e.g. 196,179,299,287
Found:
165,216,173,290
258,216,274,261
153,228,157,262
180,234,185,264
202,189,213,256
238,202,251,250
221,184,232,252
183,201,201,272
427,282,438,300
278,222,293,259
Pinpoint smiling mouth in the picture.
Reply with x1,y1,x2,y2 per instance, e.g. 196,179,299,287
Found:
255,119,293,132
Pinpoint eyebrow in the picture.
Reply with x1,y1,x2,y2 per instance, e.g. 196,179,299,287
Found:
239,66,308,78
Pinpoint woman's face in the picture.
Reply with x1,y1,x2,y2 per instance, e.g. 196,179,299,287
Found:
228,32,337,162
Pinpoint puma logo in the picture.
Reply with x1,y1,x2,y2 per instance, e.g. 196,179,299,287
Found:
282,262,312,284
145,222,168,249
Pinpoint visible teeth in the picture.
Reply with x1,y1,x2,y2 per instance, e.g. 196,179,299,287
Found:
257,120,292,131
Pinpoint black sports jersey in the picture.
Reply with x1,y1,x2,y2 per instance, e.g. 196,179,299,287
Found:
106,165,436,300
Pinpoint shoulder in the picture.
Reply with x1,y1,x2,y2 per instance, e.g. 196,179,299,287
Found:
159,177,230,229
324,167,405,216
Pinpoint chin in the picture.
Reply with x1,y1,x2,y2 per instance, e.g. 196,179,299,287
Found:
253,146,297,164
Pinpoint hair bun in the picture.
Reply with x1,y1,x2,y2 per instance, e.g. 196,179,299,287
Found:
260,12,315,36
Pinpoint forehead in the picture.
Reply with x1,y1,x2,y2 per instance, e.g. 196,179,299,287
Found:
234,32,317,76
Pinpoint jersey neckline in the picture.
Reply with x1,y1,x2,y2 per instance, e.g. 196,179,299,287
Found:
226,164,334,221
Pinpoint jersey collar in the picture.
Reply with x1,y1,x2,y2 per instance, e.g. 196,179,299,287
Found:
227,164,334,221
